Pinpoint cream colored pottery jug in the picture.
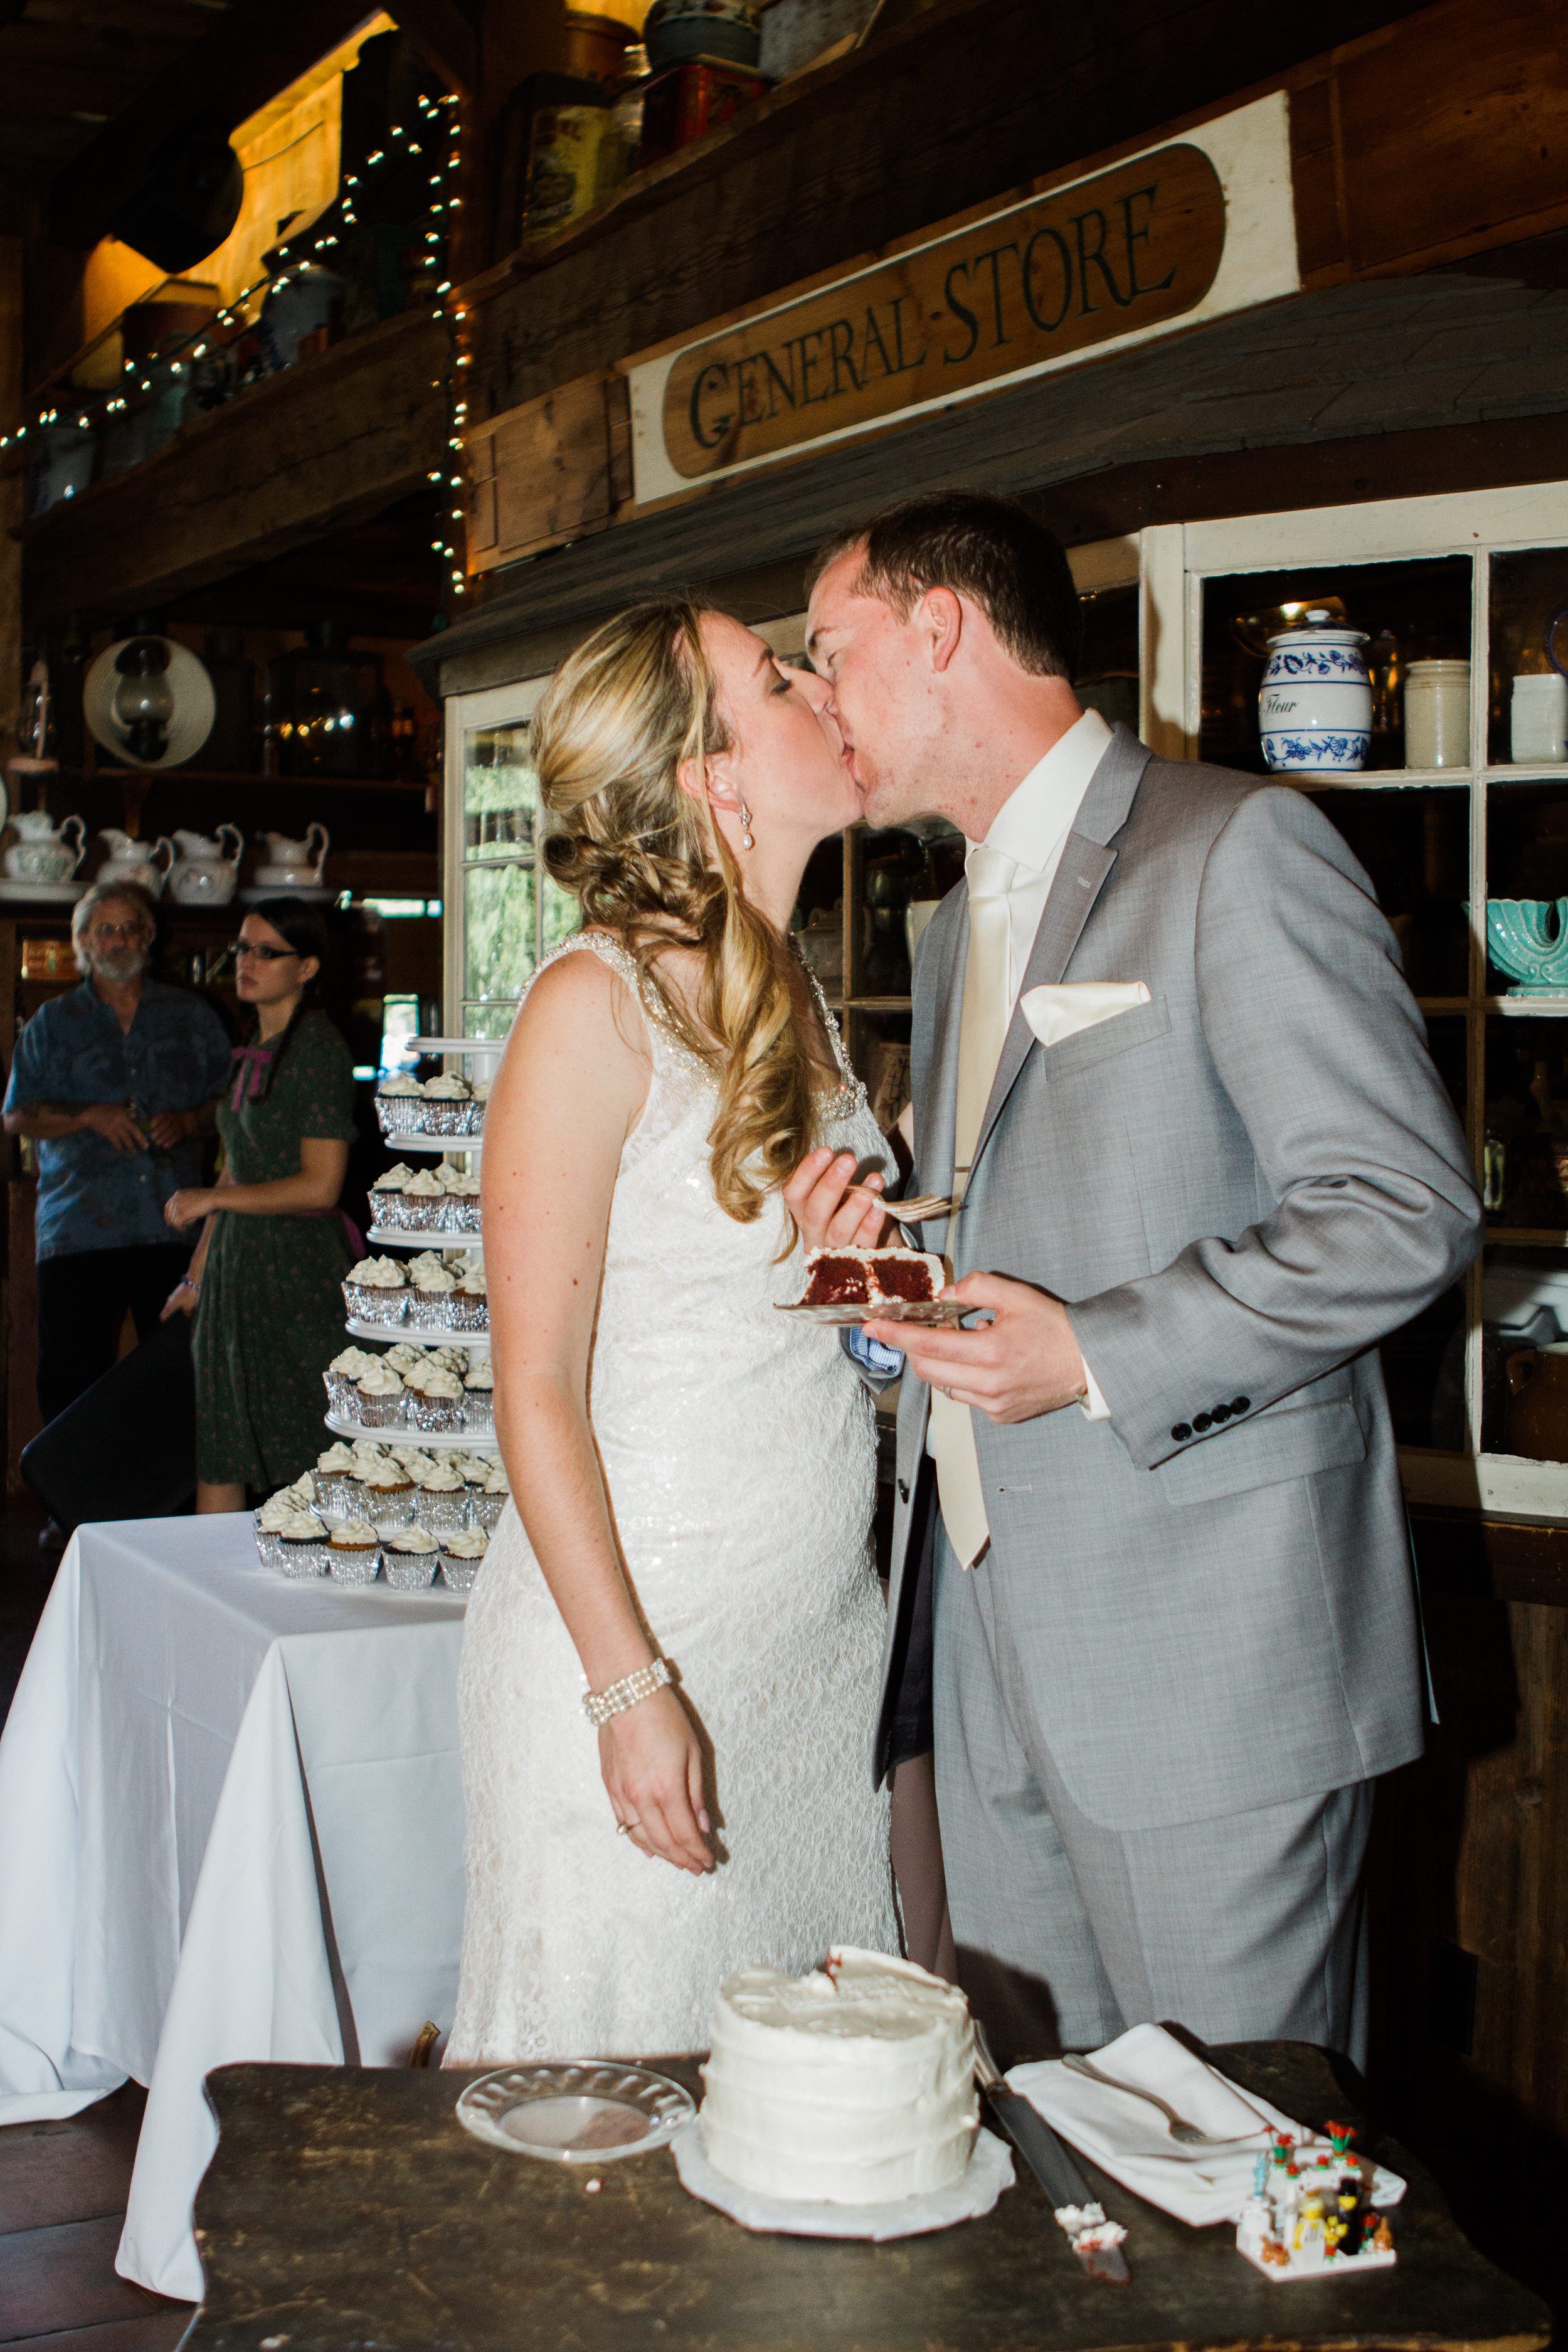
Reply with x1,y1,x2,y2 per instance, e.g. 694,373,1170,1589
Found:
97,829,176,900
169,824,243,906
4,810,85,883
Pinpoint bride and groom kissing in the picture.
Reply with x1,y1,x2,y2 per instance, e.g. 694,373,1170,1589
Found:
442,491,1482,2075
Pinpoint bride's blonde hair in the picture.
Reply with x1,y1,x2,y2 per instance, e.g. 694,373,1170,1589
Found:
536,596,816,1230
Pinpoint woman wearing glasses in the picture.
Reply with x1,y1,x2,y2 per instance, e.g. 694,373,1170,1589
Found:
163,900,359,1510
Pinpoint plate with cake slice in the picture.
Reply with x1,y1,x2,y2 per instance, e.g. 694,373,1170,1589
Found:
780,1246,965,1326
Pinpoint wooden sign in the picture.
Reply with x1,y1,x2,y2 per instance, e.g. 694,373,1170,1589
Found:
666,146,1223,480
624,93,1299,507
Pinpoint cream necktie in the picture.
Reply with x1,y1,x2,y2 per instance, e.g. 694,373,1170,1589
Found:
929,845,1015,1570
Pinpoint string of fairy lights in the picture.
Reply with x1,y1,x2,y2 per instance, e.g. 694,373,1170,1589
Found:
3,86,469,601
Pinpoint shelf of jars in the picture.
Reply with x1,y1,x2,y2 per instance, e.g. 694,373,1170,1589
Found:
1150,485,1568,1501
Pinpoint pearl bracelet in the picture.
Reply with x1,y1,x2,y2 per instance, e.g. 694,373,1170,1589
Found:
581,1656,674,1727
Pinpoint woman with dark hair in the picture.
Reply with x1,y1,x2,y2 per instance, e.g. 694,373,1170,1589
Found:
162,898,359,1509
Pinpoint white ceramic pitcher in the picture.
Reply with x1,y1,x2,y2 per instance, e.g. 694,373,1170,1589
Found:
97,829,176,900
169,824,243,906
4,810,85,884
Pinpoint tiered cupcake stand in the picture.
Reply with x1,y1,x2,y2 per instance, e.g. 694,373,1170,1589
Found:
325,1036,502,1456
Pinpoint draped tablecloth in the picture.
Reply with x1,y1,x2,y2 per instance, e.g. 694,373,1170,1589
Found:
0,1513,468,2299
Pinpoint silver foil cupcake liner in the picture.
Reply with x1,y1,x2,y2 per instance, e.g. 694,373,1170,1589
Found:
278,1539,330,1579
441,1199,482,1236
375,1096,424,1137
438,1553,481,1591
352,1391,405,1428
445,1293,489,1332
252,1514,283,1568
383,1546,440,1589
470,1490,507,1531
362,1484,416,1527
324,1370,359,1412
342,1282,407,1327
396,1195,448,1232
312,1470,357,1518
412,1395,464,1433
410,1099,469,1137
327,1544,382,1585
413,1488,469,1534
406,1290,457,1330
367,1189,412,1230
460,1393,495,1434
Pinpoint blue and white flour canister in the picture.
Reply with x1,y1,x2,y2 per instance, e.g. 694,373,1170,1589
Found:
1259,608,1372,775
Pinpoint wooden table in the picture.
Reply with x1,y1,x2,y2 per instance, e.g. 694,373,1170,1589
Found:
186,2043,1550,2351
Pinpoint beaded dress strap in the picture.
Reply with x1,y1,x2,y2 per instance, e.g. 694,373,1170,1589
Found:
532,931,710,1081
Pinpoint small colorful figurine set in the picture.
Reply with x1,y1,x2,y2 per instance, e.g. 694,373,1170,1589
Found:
1236,2122,1397,2282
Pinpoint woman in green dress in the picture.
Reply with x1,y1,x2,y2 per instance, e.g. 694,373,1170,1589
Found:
163,899,360,1510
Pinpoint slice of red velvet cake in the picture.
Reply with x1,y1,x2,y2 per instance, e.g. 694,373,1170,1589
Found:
800,1246,945,1308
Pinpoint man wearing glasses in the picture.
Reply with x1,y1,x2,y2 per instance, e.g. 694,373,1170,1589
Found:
3,882,232,1534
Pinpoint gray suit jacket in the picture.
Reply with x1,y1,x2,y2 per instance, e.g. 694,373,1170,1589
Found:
876,724,1483,1830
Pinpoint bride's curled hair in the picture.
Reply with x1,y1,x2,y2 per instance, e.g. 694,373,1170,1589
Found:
536,597,817,1232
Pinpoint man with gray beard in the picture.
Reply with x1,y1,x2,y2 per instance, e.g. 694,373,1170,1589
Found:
3,882,232,1513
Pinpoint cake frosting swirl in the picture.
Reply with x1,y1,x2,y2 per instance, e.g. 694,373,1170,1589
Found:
699,1947,977,2204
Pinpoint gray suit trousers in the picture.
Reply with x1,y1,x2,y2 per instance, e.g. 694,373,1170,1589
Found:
932,1527,1373,2069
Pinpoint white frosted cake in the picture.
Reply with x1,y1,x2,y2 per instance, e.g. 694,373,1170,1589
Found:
699,1947,977,2204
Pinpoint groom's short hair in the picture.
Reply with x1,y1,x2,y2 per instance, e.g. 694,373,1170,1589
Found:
807,492,1082,681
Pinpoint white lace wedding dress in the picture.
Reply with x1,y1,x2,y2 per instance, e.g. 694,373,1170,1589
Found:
446,932,899,2063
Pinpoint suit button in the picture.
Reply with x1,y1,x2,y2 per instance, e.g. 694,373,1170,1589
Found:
897,1479,909,1503
1171,1422,1192,1443
1210,1402,1231,1423
1192,1412,1212,1433
1231,1396,1251,1414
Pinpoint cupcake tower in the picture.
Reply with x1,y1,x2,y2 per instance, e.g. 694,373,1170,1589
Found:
253,1439,506,1589
329,1034,502,1457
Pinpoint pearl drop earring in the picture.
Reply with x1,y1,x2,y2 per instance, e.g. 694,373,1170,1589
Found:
738,802,754,850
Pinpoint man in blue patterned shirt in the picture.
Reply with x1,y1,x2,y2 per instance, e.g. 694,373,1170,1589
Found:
3,882,233,1464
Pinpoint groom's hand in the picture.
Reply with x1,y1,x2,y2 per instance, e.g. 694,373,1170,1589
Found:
869,1273,1089,1422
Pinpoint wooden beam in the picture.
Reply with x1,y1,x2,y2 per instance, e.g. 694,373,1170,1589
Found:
46,0,375,250
19,310,449,625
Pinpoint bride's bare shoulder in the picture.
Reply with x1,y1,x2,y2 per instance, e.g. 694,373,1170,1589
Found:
512,934,650,1059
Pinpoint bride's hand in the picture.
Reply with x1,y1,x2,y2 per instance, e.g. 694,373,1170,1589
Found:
601,1687,714,1874
783,1148,887,1253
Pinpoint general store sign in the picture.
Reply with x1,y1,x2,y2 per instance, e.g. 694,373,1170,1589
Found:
624,92,1298,506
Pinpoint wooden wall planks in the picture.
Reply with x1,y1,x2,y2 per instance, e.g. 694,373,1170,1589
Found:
20,312,449,627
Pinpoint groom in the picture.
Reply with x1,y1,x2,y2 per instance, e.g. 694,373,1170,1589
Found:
800,492,1482,2067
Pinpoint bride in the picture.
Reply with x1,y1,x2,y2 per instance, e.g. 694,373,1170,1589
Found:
445,598,902,2063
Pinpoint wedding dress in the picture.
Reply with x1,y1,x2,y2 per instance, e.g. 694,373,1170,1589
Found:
447,932,899,2063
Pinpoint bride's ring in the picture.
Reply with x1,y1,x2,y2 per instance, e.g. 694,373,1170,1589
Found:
617,1821,636,1837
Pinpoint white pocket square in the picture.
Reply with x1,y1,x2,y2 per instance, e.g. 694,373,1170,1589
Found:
1020,980,1151,1048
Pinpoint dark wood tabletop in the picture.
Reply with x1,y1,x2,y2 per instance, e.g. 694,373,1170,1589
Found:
185,2042,1550,2352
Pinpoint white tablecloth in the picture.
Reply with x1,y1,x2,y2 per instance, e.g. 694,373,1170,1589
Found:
0,1513,468,2299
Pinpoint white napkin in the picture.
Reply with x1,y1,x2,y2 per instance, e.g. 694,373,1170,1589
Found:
1008,2023,1404,2229
1020,979,1150,1048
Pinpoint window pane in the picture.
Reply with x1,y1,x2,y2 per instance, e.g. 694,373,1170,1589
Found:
462,1001,518,1041
464,722,537,861
1488,546,1568,766
465,860,536,1003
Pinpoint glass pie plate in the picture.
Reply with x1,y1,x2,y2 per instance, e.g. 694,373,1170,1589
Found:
455,2062,696,2163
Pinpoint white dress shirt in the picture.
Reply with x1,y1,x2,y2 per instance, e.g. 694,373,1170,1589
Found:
964,705,1114,1421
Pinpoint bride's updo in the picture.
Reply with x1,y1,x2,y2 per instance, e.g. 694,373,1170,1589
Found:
536,597,817,1232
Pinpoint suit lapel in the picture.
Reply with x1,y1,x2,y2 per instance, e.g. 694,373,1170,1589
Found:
967,723,1153,1189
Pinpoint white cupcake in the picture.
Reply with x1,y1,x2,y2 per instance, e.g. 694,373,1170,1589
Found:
389,1444,439,1480
440,1167,483,1236
314,1441,361,1516
327,1517,381,1585
413,1460,469,1534
472,1458,511,1530
368,1162,417,1231
275,1505,329,1578
400,1165,448,1232
462,1354,495,1433
408,1261,458,1330
382,1522,442,1589
413,1364,464,1433
384,1342,429,1375
416,1071,472,1137
342,1255,409,1327
353,1360,406,1428
324,1344,380,1412
449,1263,488,1332
375,1071,425,1137
358,1458,416,1526
439,1527,489,1591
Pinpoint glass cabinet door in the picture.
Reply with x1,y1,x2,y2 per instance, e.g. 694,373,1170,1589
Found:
445,681,576,1040
1143,481,1568,1516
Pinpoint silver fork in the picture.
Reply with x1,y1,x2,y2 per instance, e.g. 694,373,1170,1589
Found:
1062,2055,1266,2149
